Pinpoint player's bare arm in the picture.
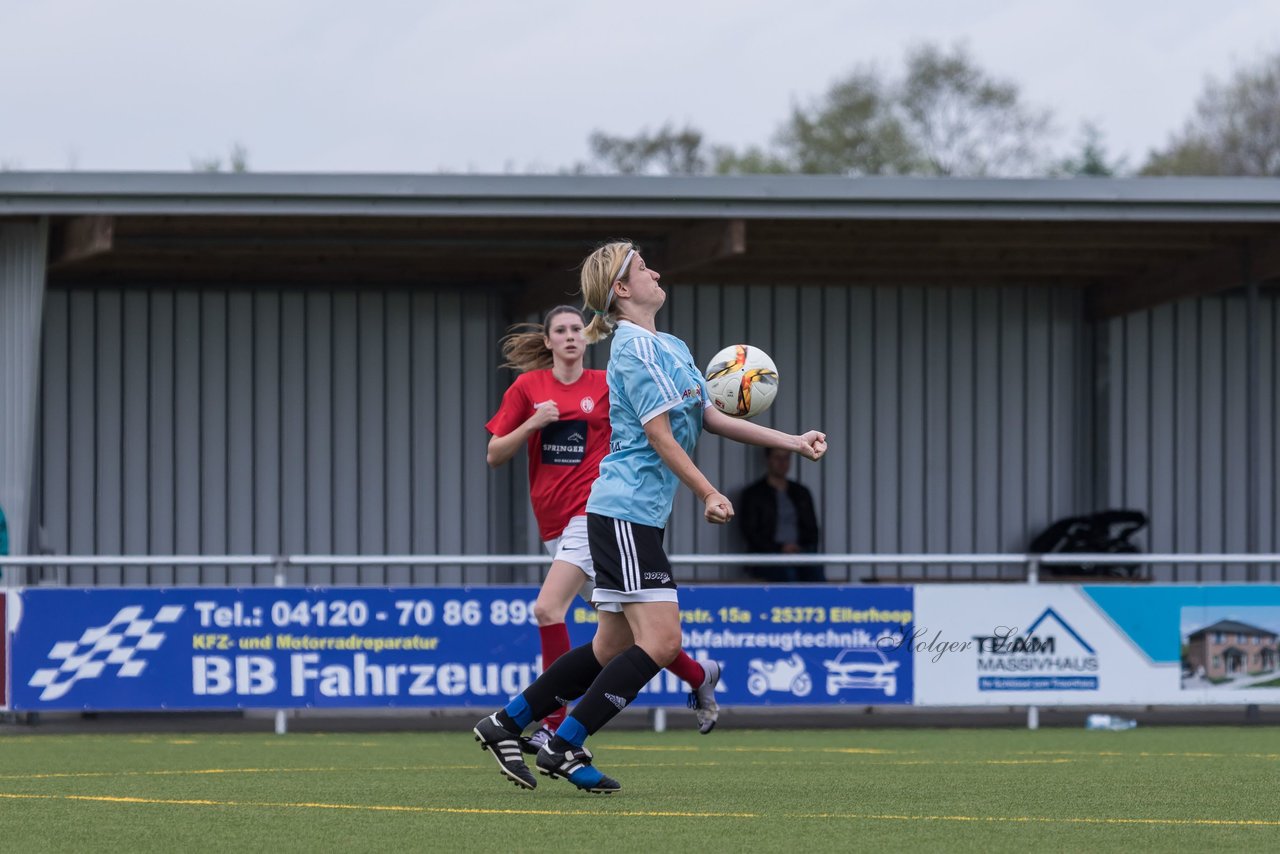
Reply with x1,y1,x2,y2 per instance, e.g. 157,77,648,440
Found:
485,401,561,468
703,407,827,461
643,412,734,523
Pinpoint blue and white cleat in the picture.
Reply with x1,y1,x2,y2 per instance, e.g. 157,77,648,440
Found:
536,742,621,794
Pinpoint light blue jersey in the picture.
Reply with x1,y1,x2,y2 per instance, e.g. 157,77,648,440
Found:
587,321,712,528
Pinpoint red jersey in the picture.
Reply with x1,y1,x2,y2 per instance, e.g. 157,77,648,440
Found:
485,369,610,541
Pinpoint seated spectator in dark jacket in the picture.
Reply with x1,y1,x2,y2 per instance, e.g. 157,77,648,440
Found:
738,448,823,582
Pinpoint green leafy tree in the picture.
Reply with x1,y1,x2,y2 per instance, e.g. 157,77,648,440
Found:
581,43,1055,177
1057,122,1126,177
1142,52,1280,176
771,69,919,174
578,124,708,175
712,144,790,175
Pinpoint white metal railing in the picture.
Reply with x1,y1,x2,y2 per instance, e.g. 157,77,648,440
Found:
2,552,1279,586
0,556,275,566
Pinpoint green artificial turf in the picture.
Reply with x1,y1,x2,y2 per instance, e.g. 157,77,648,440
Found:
0,726,1276,853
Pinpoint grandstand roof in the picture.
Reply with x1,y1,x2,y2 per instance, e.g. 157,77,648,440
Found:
4,172,1280,318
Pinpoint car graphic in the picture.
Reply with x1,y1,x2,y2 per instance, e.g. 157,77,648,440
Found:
822,647,899,697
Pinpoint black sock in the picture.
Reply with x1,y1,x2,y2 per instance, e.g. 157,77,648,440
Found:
515,642,605,725
564,645,662,737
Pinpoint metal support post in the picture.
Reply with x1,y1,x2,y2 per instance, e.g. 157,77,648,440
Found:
275,556,288,733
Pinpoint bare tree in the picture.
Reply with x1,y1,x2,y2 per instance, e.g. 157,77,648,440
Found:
192,142,251,173
897,43,1053,176
1142,52,1280,176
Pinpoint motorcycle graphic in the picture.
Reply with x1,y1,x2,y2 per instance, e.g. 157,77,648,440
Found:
746,654,813,697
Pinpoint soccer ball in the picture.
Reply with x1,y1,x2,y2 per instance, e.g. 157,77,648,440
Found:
704,344,778,418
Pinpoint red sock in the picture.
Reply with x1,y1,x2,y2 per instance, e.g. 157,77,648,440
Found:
666,649,706,689
538,623,572,730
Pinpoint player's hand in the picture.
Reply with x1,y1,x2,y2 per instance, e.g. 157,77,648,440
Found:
703,492,734,524
795,431,827,461
529,401,560,429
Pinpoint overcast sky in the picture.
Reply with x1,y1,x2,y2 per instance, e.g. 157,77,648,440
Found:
3,0,1278,174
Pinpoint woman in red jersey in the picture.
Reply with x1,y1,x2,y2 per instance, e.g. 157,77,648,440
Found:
486,305,720,753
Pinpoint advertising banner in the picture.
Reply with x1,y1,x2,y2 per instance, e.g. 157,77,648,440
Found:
913,584,1280,705
1,591,6,710
672,584,913,706
6,585,914,711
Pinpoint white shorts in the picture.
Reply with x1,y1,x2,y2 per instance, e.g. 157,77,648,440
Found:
542,515,603,605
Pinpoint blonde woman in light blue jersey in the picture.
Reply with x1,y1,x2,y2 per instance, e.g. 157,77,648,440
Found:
473,240,827,794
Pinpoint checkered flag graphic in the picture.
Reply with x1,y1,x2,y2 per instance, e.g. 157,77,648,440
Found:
28,605,185,701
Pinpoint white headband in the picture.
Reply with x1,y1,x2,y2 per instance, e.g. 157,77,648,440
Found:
604,248,636,311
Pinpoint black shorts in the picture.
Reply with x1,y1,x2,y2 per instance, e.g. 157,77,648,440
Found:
586,513,679,607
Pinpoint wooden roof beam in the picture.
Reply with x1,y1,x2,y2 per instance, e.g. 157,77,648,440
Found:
652,219,746,276
1089,236,1280,320
47,216,114,270
509,219,745,319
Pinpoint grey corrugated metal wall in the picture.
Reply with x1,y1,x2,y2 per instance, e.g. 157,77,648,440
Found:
37,285,517,586
1103,292,1280,582
657,284,1092,581
0,220,47,561
37,280,1274,585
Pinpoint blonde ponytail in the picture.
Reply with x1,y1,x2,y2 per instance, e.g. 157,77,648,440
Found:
580,240,637,344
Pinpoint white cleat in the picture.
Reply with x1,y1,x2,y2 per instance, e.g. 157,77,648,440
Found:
688,659,721,734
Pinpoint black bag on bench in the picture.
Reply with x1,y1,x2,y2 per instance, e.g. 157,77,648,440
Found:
1028,510,1148,578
